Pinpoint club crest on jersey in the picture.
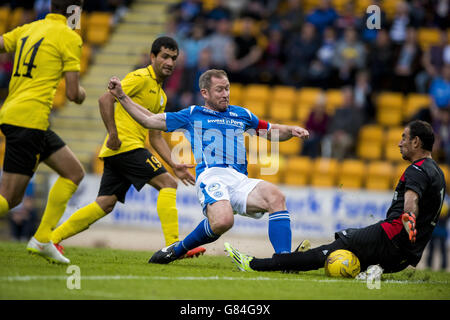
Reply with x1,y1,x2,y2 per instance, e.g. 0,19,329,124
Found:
208,183,221,192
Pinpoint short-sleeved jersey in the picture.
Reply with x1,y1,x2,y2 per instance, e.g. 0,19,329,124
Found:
165,105,271,177
0,14,82,130
381,158,446,264
99,65,167,158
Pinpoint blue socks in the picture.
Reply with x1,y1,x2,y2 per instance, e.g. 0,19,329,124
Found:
174,219,219,257
174,211,292,257
268,210,292,253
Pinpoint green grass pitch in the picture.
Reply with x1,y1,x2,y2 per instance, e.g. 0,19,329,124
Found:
0,241,449,300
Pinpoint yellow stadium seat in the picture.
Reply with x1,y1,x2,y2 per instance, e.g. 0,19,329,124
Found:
337,159,366,189
256,154,285,184
311,158,338,187
382,0,402,18
440,164,449,184
296,104,315,123
8,7,24,30
404,93,431,120
392,162,409,188
355,0,371,16
243,84,270,103
332,0,352,14
384,127,405,162
366,161,393,190
242,99,267,119
303,0,320,13
80,44,92,75
230,83,243,106
272,86,296,104
325,89,344,115
0,6,10,34
86,12,112,45
376,92,404,127
284,156,312,186
417,28,441,50
356,124,384,160
267,101,294,121
297,87,323,107
278,138,302,156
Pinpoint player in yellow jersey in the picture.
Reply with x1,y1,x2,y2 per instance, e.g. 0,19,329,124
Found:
50,36,206,259
0,0,86,264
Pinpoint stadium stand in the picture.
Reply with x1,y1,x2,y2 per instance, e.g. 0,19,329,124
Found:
1,0,448,194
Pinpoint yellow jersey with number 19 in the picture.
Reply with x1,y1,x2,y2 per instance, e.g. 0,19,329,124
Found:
98,65,167,159
0,13,82,131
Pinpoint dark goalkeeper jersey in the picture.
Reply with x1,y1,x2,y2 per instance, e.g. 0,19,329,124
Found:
381,158,446,265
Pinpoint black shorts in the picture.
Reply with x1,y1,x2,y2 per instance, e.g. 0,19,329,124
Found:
335,222,410,273
98,148,167,203
0,124,66,177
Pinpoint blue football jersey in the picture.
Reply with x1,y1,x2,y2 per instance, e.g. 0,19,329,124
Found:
165,105,271,177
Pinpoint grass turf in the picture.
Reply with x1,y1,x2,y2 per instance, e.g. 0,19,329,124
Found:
0,241,449,300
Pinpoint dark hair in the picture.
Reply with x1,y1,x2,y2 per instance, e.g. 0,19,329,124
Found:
407,120,435,151
151,36,178,57
51,0,83,16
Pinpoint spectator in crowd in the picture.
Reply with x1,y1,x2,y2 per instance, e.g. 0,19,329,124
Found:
227,15,263,84
321,86,364,160
367,29,395,92
34,0,51,20
393,27,423,93
275,0,304,38
179,23,208,72
359,0,387,43
301,93,329,158
204,0,232,32
169,0,203,37
353,69,375,123
416,30,449,93
308,26,337,88
8,181,37,242
204,18,234,70
429,63,450,111
281,22,319,87
258,27,285,85
193,47,213,104
0,53,13,89
163,51,193,112
332,27,366,86
334,0,359,37
433,0,449,29
306,0,338,35
389,1,412,45
426,186,449,270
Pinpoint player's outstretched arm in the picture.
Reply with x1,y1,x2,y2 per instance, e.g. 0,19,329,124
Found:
108,76,167,131
267,123,309,142
402,189,419,243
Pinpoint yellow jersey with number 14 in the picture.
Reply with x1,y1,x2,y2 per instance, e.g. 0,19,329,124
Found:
0,13,82,131
98,65,167,158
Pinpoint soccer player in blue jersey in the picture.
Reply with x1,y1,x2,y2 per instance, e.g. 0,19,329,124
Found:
107,69,309,264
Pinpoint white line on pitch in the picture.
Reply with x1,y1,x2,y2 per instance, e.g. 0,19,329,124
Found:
0,275,448,285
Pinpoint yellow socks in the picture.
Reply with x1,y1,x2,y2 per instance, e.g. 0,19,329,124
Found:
50,201,106,244
0,194,9,217
157,187,179,246
34,177,78,243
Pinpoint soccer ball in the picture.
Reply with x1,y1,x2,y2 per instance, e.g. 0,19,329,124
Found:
324,249,361,278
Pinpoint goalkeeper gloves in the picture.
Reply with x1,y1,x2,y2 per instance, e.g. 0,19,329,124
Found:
401,211,417,243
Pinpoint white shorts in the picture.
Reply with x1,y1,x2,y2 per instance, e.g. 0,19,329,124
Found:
195,166,264,219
